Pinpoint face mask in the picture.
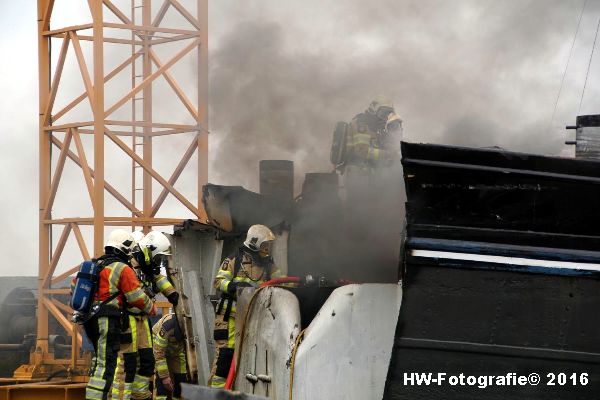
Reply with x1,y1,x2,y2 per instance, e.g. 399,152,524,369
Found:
387,121,403,137
259,242,273,258
153,254,169,271
376,107,393,121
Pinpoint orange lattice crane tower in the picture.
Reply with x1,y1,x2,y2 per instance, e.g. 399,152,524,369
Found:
19,0,208,380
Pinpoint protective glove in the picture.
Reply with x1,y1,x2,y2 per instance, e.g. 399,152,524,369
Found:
167,291,179,306
162,376,174,392
227,281,254,298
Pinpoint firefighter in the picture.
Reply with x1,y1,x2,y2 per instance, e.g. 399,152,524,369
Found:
209,224,282,388
334,96,399,205
153,312,187,400
112,230,179,400
341,95,396,173
84,229,156,400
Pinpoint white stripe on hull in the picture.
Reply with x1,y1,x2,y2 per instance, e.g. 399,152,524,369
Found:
410,250,600,272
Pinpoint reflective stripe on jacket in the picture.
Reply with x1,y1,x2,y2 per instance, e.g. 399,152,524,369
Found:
96,261,153,314
154,274,176,297
213,251,282,316
344,115,388,166
153,313,186,378
127,272,175,314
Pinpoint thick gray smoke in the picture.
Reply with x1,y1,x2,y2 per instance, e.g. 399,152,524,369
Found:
209,0,593,192
206,0,593,282
0,0,594,276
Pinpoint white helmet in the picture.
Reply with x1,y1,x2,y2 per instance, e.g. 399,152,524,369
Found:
105,229,135,255
138,231,172,262
243,225,275,256
131,230,144,244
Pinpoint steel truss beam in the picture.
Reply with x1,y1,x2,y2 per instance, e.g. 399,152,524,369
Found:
30,0,208,381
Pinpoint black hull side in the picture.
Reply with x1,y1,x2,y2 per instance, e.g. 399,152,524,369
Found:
384,265,600,399
387,142,600,399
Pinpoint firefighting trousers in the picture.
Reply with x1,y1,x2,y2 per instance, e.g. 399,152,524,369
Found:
209,314,236,388
84,315,121,400
155,372,187,400
111,314,154,400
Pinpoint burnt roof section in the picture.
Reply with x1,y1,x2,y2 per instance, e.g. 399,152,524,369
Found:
401,141,600,251
201,184,291,235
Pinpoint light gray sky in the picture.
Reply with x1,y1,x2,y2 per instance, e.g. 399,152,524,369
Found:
0,0,597,276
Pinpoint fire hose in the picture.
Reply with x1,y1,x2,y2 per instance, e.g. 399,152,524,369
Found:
260,276,301,287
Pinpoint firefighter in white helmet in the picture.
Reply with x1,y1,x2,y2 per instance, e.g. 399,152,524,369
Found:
208,224,283,388
83,229,156,400
112,231,179,400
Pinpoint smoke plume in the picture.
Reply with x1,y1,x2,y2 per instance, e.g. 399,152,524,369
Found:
206,0,595,282
0,0,596,275
208,0,594,192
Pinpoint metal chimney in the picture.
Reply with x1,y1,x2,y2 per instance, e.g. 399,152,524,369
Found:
566,114,600,159
259,160,294,203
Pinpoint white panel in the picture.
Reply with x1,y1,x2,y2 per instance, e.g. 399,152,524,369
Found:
411,249,600,272
292,284,402,400
272,229,289,276
171,230,223,384
235,287,301,399
182,270,214,385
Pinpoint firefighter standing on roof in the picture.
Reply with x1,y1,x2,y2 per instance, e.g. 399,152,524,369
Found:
153,312,187,400
346,95,398,168
209,224,283,388
111,231,179,400
82,229,156,400
330,95,402,209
